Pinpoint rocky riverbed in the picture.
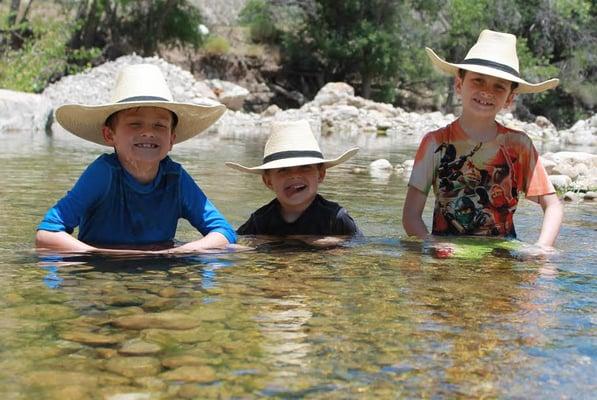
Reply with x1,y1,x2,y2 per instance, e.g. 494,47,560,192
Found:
0,54,595,197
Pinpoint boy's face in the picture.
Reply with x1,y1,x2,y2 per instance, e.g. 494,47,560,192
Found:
262,164,326,211
455,71,516,119
102,107,176,167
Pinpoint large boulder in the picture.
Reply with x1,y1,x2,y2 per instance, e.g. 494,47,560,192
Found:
558,115,597,147
0,89,52,132
205,79,250,111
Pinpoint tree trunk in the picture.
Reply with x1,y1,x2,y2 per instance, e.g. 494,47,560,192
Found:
8,0,20,27
361,73,372,99
21,0,34,22
82,0,101,49
144,0,177,56
68,0,90,49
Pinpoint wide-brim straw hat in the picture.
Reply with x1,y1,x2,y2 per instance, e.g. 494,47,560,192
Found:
225,120,359,174
55,64,226,146
425,29,559,94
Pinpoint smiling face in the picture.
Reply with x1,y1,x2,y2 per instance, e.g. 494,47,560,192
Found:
102,107,176,181
455,71,516,120
262,164,326,219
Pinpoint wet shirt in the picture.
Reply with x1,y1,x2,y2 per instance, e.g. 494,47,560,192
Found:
408,120,554,237
237,194,362,236
38,153,236,247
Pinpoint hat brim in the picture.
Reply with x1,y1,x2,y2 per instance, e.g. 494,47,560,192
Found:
226,147,359,174
425,48,559,94
55,100,226,146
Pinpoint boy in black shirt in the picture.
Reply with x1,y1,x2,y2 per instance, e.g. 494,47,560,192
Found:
226,120,362,244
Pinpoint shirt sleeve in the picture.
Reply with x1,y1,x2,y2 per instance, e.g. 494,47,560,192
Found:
37,158,111,233
335,208,363,237
522,142,555,197
408,132,438,194
180,169,237,244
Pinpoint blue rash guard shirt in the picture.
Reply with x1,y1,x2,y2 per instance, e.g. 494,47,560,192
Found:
38,153,236,247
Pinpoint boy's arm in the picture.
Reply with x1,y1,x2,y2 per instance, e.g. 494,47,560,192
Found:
402,186,429,239
179,169,237,248
36,230,97,252
528,193,563,247
36,157,110,252
167,231,231,253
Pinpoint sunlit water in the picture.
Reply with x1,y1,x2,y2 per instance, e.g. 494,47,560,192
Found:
0,130,595,399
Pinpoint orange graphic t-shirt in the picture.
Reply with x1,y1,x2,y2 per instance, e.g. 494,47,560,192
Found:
408,120,554,237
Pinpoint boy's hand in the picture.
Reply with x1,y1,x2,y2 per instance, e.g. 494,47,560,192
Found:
511,243,558,261
289,235,346,248
153,243,253,255
429,242,456,259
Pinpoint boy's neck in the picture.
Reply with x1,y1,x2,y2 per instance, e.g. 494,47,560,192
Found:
279,196,317,223
458,113,498,142
117,155,160,184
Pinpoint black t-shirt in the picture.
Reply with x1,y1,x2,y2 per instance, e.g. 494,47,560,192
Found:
237,194,362,237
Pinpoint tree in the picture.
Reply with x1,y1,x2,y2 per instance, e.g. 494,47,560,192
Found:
282,0,417,101
67,0,205,57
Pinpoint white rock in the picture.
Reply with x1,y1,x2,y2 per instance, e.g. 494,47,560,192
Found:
548,175,572,190
369,159,393,170
0,89,52,132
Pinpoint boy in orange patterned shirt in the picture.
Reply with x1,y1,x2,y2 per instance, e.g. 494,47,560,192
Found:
402,30,563,256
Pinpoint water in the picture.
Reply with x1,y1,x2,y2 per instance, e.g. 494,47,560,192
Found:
0,131,595,399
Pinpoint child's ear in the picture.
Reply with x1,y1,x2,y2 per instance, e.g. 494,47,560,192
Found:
102,125,115,145
454,75,463,96
262,172,273,190
318,166,326,183
504,92,517,109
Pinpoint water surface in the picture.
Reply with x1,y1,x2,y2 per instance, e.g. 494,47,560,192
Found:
0,131,595,399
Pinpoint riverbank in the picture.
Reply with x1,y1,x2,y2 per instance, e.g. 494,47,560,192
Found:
1,55,595,195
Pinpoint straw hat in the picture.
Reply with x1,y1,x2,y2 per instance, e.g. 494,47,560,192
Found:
225,120,359,174
54,64,226,146
425,29,559,94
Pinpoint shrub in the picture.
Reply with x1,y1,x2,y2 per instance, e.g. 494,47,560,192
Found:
201,35,230,55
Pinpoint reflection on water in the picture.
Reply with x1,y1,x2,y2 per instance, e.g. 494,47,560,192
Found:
0,132,595,398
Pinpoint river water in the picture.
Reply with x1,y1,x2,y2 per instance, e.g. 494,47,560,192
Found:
0,130,595,399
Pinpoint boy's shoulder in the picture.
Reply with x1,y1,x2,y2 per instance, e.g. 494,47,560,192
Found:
496,121,535,145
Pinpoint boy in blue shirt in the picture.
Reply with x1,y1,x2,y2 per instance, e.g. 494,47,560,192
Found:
36,64,236,253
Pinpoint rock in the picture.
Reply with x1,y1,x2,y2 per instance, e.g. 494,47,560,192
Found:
311,82,355,107
369,159,393,171
162,355,207,369
261,104,282,117
535,115,554,128
160,366,217,383
60,330,126,346
205,79,250,111
118,339,162,356
563,191,579,201
540,157,557,174
584,191,596,200
111,312,202,330
0,89,52,132
548,175,572,190
104,356,162,378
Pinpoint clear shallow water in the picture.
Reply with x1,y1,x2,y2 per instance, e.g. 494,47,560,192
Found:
0,131,595,399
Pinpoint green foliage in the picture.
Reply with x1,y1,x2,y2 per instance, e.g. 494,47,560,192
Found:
0,15,99,92
281,0,422,100
413,0,595,127
120,0,205,54
202,35,230,55
238,0,279,43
